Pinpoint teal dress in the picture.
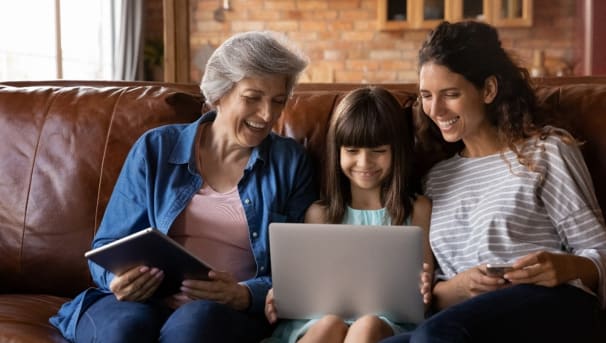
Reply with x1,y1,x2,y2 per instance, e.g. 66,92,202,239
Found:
267,207,415,343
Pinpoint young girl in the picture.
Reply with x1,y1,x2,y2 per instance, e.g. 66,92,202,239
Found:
265,86,433,343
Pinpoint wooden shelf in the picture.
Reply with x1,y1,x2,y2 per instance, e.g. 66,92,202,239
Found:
378,0,532,31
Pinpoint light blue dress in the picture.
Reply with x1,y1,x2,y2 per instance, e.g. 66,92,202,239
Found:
267,207,415,343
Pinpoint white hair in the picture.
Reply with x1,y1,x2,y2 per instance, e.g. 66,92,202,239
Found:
200,31,308,107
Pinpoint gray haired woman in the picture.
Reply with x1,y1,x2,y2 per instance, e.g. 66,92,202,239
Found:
51,31,317,343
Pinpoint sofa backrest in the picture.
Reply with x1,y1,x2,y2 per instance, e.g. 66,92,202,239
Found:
278,78,606,214
0,77,605,297
0,81,202,296
533,82,606,214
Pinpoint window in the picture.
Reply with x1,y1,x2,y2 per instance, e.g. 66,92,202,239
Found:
0,0,115,81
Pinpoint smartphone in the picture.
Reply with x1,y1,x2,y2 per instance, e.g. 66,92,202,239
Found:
486,263,514,277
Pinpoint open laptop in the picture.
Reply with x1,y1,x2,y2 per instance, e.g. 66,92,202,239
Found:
269,223,425,324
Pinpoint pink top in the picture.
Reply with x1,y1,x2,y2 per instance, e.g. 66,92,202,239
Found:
169,183,256,282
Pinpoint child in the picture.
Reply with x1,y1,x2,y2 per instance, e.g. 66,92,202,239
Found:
265,86,433,343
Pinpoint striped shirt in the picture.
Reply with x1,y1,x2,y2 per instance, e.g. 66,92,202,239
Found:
425,133,606,308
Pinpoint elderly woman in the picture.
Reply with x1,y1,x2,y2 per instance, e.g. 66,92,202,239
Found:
50,31,317,342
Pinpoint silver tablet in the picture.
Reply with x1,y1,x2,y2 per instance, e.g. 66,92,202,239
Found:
85,228,214,296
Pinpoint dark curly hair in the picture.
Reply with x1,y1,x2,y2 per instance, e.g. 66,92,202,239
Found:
416,21,572,172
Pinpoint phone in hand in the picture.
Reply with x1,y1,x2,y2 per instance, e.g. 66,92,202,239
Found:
486,263,514,277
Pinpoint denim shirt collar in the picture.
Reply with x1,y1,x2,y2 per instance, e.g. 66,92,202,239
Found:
167,110,270,174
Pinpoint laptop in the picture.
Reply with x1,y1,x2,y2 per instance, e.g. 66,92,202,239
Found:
268,223,425,324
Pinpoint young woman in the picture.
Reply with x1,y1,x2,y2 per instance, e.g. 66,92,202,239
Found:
382,21,606,343
265,86,433,343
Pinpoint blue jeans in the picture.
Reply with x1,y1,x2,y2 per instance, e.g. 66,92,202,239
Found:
75,294,271,343
381,284,601,343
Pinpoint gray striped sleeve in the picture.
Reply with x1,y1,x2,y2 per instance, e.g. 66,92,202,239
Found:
425,134,606,308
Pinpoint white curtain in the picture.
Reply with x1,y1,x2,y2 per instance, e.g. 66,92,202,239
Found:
112,0,144,80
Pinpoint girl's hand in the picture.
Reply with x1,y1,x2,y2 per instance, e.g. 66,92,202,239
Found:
109,266,164,302
420,262,433,305
504,251,573,287
265,288,278,324
180,270,251,311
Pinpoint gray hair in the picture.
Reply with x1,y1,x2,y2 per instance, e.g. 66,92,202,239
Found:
200,31,308,106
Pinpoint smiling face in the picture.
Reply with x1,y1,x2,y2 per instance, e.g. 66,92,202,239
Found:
419,62,497,151
340,145,392,195
215,74,287,148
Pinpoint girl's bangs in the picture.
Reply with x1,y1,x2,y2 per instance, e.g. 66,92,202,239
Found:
335,108,391,148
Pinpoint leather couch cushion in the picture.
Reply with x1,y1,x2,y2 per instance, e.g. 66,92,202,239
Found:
0,294,70,342
0,83,202,297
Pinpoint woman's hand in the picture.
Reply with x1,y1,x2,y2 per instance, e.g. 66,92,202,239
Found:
265,288,278,324
109,266,164,302
455,265,509,299
180,270,251,311
505,251,583,287
432,265,508,310
420,263,433,305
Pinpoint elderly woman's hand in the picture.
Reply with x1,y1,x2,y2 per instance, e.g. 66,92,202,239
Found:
109,266,164,302
180,270,251,311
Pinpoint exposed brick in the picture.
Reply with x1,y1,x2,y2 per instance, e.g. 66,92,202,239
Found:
300,21,327,32
338,10,374,21
146,0,579,83
265,20,300,32
346,60,381,71
370,50,403,60
288,31,318,42
327,0,360,10
334,70,367,83
323,50,346,61
248,10,282,21
341,31,375,42
353,20,377,31
230,21,265,32
297,1,328,11
328,21,354,32
380,60,415,70
283,10,303,20
264,1,293,10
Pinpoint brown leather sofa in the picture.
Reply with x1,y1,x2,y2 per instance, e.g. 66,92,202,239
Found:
1,77,605,342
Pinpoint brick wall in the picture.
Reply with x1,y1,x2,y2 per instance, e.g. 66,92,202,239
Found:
145,0,580,83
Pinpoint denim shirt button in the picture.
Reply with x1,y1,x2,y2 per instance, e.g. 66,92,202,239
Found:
260,266,265,271
252,231,258,238
244,198,251,204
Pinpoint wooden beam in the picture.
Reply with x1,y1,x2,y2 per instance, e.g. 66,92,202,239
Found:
163,0,190,83
55,0,63,78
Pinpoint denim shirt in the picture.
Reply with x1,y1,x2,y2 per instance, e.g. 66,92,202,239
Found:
50,111,317,341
